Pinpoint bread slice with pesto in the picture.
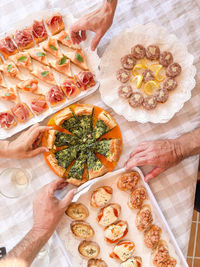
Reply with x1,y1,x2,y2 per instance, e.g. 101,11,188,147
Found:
78,240,100,259
70,221,94,239
65,202,89,220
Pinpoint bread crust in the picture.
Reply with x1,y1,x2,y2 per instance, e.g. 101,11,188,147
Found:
87,259,108,267
74,104,93,116
70,221,94,239
45,130,56,149
46,154,66,177
108,139,121,161
98,111,117,130
65,202,89,220
67,176,88,186
78,240,100,259
88,165,108,180
54,107,73,126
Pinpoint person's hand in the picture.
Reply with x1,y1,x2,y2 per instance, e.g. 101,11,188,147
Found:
69,1,117,51
7,123,50,159
125,139,183,182
32,179,76,236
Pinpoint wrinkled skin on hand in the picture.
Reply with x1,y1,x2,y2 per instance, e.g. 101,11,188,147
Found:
125,139,183,182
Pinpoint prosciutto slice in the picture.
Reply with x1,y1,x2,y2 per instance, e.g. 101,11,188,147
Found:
76,71,94,89
31,97,48,114
11,103,30,122
0,37,17,54
32,20,48,39
0,112,15,129
47,86,65,103
61,80,80,99
14,29,33,48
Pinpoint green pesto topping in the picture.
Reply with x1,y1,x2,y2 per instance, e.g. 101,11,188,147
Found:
87,151,103,171
54,146,78,168
95,139,112,158
67,153,87,180
55,131,80,147
61,116,82,137
92,120,109,140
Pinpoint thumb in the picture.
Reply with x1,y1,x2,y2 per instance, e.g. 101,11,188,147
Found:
91,33,102,51
61,189,77,208
27,146,49,158
144,167,164,183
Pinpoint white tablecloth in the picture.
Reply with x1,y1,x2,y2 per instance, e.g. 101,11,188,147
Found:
0,0,200,266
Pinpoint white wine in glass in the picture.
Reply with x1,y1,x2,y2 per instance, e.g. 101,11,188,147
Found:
0,168,31,198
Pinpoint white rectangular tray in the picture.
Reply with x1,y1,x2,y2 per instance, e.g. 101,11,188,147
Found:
0,9,100,139
56,167,188,267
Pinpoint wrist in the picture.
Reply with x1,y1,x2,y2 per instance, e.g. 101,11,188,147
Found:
31,225,52,240
103,0,117,16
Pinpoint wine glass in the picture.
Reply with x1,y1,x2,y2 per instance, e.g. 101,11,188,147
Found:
0,168,31,198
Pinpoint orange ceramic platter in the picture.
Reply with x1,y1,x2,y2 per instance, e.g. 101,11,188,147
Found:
42,103,123,184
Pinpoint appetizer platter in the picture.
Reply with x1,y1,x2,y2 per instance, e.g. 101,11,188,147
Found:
57,167,188,267
0,9,99,139
99,23,196,123
42,104,122,186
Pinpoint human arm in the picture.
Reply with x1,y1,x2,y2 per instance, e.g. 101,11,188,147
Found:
69,0,118,50
0,123,50,159
125,127,200,182
0,179,76,266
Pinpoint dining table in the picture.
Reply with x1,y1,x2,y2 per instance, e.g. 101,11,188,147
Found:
0,0,200,266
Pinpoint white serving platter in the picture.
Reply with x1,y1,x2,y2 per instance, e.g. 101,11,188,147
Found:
56,167,188,267
98,23,196,124
0,9,100,139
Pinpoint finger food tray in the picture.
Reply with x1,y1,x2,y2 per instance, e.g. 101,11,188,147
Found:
56,167,188,267
0,9,100,139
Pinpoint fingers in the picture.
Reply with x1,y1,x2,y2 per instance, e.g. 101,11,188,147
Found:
27,146,49,158
144,167,164,183
28,126,51,144
130,143,148,157
81,30,86,41
69,22,87,44
91,33,102,51
125,155,149,169
61,188,77,208
47,178,68,196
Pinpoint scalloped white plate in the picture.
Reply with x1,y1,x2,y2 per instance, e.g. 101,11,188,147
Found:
98,23,196,123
